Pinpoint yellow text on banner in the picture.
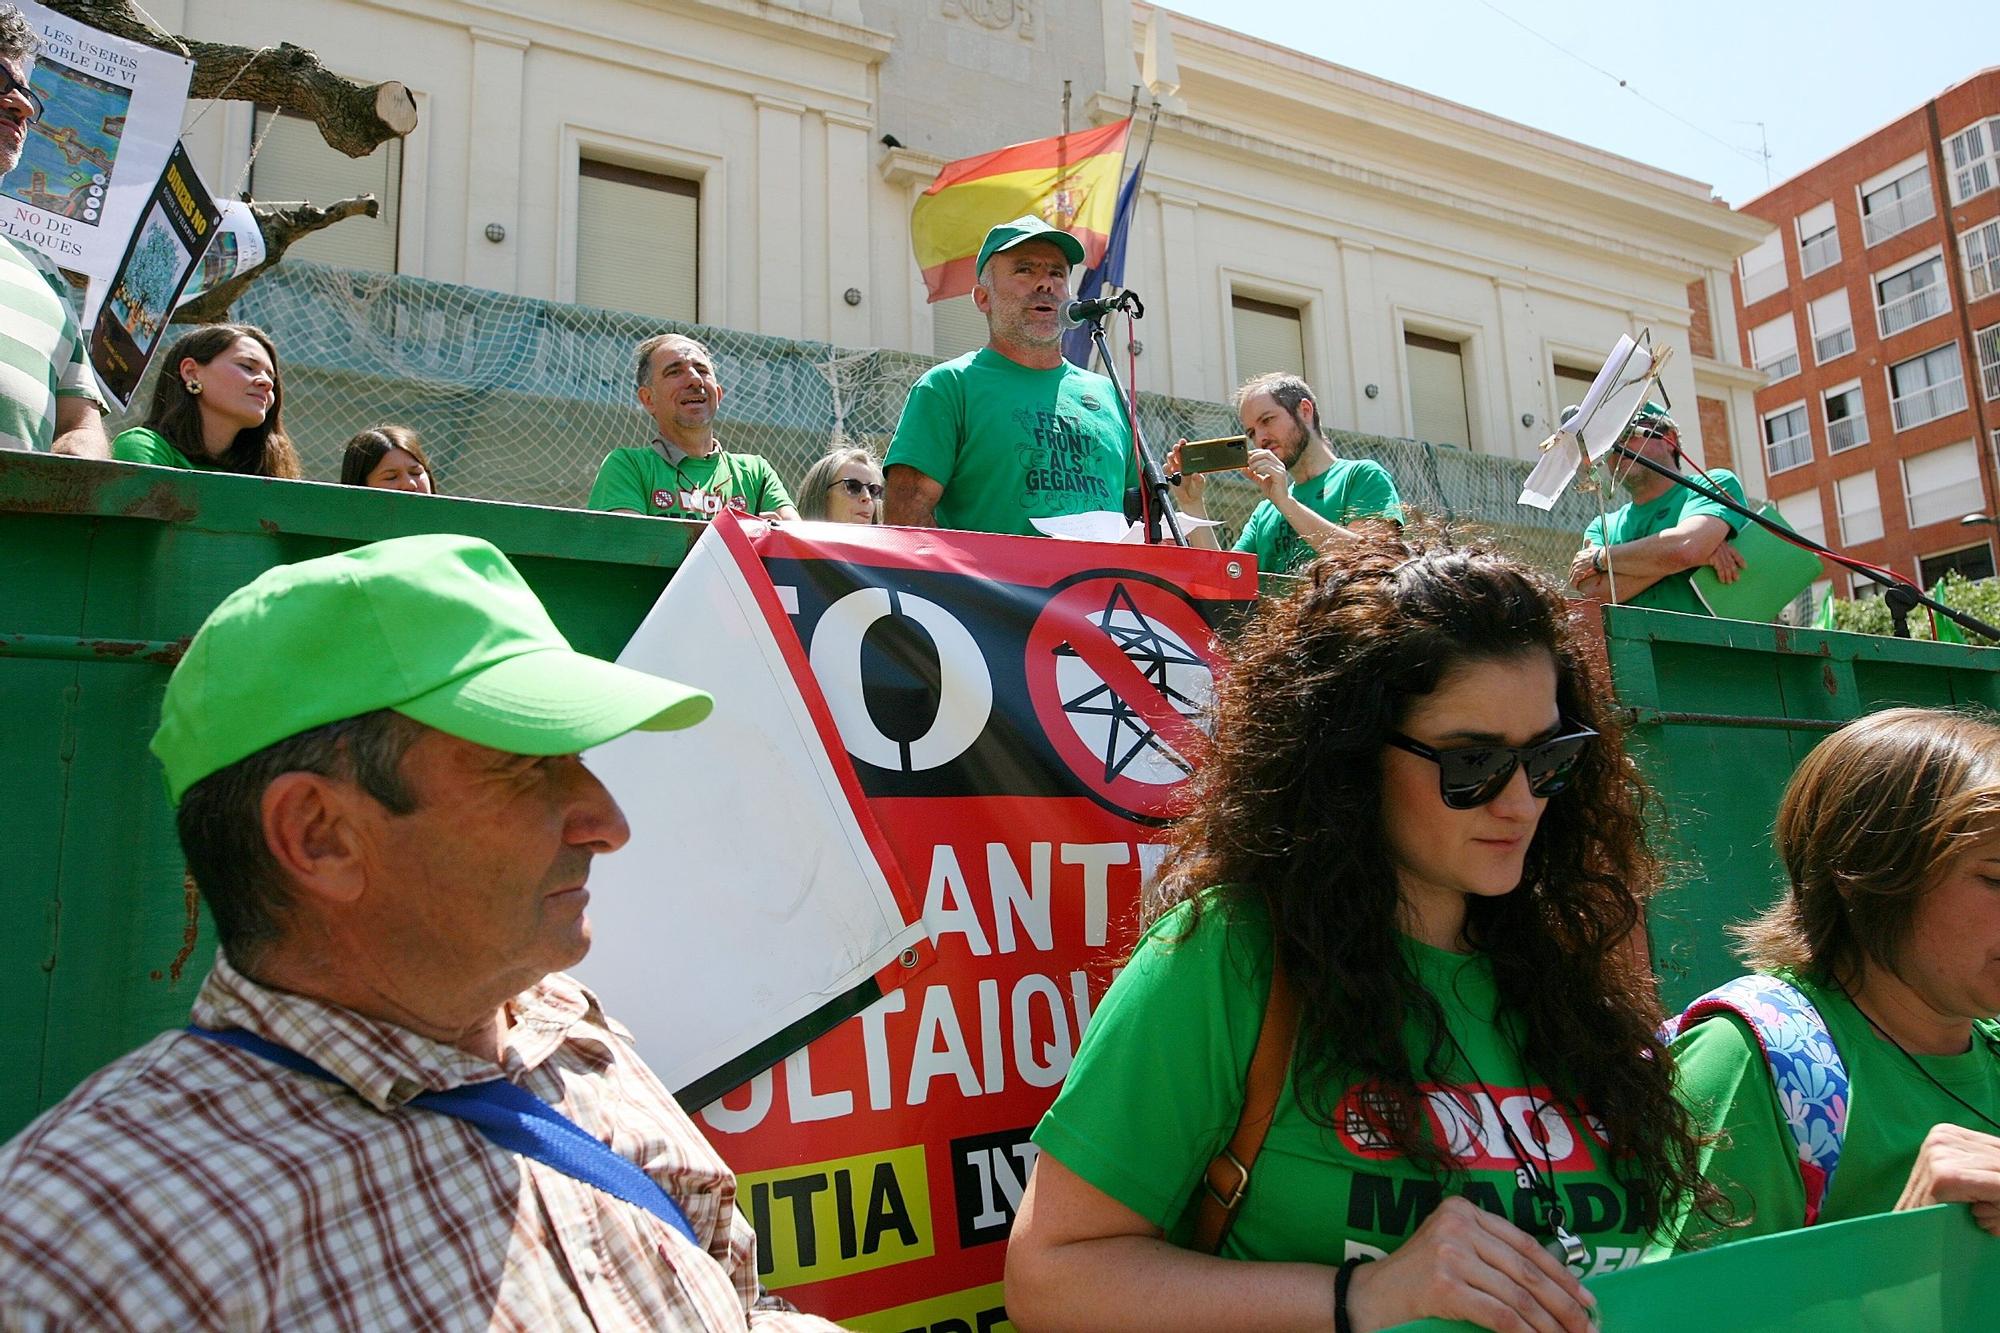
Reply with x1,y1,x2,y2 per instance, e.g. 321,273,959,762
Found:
739,1144,935,1288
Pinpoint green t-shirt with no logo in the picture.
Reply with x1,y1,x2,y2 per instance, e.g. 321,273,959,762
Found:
885,347,1139,537
1034,897,1656,1278
1582,468,1748,616
1665,969,2000,1252
112,426,214,470
1232,457,1402,574
586,445,792,520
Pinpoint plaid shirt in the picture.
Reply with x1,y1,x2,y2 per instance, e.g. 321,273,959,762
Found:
0,956,840,1332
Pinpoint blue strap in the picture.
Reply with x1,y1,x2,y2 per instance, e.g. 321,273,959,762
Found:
186,1025,699,1247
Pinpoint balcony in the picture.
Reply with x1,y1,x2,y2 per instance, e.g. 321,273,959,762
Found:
1757,352,1801,381
1764,427,1811,473
1877,283,1947,337
1815,327,1855,362
1827,415,1869,452
1862,186,1934,246
1741,263,1786,305
1800,231,1840,276
1890,375,1968,429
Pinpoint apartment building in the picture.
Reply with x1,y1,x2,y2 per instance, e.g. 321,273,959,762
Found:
1730,68,2000,599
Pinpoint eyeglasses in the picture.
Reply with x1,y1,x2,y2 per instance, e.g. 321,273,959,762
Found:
1386,723,1598,809
828,477,884,501
0,66,44,124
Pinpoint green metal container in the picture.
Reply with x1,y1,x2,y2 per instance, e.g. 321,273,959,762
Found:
0,453,701,1140
1605,604,2000,1012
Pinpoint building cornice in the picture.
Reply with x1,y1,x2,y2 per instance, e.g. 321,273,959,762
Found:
455,0,894,64
1691,356,1767,390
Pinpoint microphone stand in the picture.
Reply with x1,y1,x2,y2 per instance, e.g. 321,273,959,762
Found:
1608,444,2000,643
1073,291,1186,547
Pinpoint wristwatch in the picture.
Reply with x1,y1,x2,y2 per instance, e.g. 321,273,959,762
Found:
1593,548,1607,574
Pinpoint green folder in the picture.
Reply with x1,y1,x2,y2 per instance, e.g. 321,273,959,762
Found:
1690,502,1824,622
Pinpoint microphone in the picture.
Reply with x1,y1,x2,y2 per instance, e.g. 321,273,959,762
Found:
1061,295,1124,327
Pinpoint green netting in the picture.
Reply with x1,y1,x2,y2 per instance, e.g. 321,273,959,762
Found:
121,261,1607,576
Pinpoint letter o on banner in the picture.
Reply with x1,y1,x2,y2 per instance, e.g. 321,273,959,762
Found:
809,587,993,772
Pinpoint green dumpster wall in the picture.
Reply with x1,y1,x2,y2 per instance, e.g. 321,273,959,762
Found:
1605,604,2000,1012
0,453,701,1141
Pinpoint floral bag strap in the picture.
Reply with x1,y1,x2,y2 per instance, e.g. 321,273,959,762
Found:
1190,951,1301,1254
1662,974,1850,1225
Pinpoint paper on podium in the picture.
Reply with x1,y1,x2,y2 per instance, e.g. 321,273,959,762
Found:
1517,334,1657,511
1030,510,1223,543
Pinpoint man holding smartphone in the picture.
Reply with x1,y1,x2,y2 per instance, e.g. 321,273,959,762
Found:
1168,372,1400,573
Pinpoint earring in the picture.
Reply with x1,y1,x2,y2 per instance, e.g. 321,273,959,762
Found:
185,381,202,395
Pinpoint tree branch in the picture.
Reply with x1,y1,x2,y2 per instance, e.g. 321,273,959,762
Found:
172,194,379,324
41,1,417,157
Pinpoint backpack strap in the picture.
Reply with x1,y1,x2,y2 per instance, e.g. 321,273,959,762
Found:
1190,953,1300,1254
1666,975,1849,1225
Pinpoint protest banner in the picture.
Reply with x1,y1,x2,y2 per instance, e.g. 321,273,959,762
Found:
579,515,1257,1326
89,144,218,405
4,1,191,322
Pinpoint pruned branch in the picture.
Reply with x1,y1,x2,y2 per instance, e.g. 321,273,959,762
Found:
42,2,417,157
172,194,378,324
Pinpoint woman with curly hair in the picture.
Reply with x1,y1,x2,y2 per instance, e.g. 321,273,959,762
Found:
1006,530,1716,1333
112,324,300,478
1668,706,2000,1245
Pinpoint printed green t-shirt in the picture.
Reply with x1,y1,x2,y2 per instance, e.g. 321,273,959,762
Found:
586,445,793,520
113,427,213,471
1233,457,1402,574
1582,468,1748,616
885,348,1138,537
1034,896,1655,1278
1664,969,2000,1252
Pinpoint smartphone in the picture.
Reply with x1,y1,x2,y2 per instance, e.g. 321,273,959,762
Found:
1178,435,1249,475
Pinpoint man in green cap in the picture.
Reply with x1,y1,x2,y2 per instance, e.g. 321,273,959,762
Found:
0,535,841,1331
885,213,1139,535
1568,402,1748,616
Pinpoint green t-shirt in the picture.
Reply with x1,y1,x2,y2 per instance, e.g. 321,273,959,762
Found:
586,444,792,520
885,348,1139,537
1581,468,1748,616
1035,898,1653,1277
1232,457,1402,574
1666,969,2000,1251
112,426,214,471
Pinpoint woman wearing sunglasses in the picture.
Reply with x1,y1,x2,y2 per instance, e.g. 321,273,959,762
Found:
1006,531,1715,1333
795,444,884,524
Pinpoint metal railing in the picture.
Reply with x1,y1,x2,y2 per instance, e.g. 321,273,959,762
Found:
1756,352,1800,381
1890,375,1968,429
1740,263,1787,304
1862,187,1934,246
1800,231,1840,276
1978,324,2000,400
1827,414,1869,452
1815,326,1854,362
1764,427,1811,473
1878,283,1948,337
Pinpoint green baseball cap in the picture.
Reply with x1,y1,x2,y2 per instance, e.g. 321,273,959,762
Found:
152,534,713,803
974,214,1086,278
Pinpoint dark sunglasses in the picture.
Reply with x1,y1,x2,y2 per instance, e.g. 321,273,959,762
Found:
1387,723,1598,809
0,66,44,124
828,477,884,501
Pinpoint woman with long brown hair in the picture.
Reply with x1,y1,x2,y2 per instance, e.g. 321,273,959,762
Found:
1668,706,2000,1245
112,323,300,478
1007,529,1715,1333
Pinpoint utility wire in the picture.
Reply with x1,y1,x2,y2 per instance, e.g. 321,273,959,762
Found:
1469,0,1770,171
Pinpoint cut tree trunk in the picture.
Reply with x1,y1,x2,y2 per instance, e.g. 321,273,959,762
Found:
171,194,379,324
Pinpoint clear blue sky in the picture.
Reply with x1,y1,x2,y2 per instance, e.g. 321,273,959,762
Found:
1160,0,1988,207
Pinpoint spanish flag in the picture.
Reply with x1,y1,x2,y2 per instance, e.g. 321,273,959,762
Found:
910,119,1132,304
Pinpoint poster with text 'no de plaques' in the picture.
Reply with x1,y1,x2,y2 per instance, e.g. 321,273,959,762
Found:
3,1,191,325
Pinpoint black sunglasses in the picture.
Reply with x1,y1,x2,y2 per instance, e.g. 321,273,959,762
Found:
827,477,884,500
1387,723,1598,809
0,66,44,124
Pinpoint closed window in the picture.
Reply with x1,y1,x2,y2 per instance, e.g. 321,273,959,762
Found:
1763,404,1811,474
1965,220,2000,299
1774,488,1827,548
1860,164,1933,247
1232,296,1306,381
1552,361,1598,421
1945,116,2000,205
1749,315,1799,381
1808,289,1853,363
1835,471,1883,546
1875,254,1947,337
1902,440,1980,529
1404,331,1470,449
1797,201,1839,276
249,107,402,273
1978,323,2000,402
1889,344,1967,429
1738,231,1785,303
931,295,987,361
575,159,697,321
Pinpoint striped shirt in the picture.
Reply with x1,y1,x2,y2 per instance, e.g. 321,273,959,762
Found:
0,234,100,452
0,955,840,1332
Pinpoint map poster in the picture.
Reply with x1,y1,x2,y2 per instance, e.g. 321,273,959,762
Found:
4,2,192,323
90,144,217,406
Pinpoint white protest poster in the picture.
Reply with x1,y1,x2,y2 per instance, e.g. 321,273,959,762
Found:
1519,333,1658,510
578,515,932,1100
3,1,191,323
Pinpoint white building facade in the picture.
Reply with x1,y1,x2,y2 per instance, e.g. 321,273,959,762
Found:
162,0,1770,472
